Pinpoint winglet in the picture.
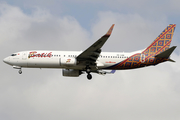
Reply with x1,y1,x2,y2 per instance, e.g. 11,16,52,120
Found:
95,70,116,75
110,70,116,74
105,24,115,36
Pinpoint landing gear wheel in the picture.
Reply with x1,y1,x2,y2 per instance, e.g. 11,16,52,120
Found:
18,69,22,74
87,74,92,80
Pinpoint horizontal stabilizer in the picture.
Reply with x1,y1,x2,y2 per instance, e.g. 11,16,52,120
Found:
168,59,176,62
155,46,177,58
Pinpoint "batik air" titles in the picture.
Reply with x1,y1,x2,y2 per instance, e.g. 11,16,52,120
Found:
28,51,52,58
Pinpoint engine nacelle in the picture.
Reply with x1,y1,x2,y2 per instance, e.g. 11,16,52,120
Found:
60,57,77,66
62,69,81,77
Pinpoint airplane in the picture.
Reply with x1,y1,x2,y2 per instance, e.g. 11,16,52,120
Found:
3,24,177,80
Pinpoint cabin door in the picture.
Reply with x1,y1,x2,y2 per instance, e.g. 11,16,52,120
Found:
140,54,145,63
22,52,27,60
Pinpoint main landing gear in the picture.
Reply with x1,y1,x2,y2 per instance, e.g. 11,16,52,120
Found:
87,73,92,80
86,66,92,80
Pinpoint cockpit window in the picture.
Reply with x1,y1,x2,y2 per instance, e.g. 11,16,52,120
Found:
11,54,17,56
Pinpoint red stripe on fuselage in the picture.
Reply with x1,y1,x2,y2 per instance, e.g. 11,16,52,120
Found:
113,53,140,69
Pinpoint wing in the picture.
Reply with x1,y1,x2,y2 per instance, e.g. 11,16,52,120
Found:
77,24,115,66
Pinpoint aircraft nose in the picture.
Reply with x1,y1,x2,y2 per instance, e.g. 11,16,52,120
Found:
3,57,9,64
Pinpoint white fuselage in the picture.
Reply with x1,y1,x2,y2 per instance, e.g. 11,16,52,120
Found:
3,50,142,70
3,24,176,80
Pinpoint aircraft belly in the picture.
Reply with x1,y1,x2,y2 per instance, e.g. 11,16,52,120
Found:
27,58,60,68
17,60,28,67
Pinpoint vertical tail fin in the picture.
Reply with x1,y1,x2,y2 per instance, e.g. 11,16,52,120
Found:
142,24,176,56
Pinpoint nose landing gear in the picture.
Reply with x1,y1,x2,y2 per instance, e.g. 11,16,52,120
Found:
18,69,22,74
13,66,22,74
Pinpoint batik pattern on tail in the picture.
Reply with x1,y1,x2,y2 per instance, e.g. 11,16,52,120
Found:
142,24,176,56
106,24,176,70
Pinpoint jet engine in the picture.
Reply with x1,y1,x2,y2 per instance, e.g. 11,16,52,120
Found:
60,57,77,66
62,69,82,77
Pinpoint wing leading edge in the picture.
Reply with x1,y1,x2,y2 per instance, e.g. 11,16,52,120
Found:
77,24,115,65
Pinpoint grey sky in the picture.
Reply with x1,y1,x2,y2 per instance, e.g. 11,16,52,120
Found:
0,1,180,120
